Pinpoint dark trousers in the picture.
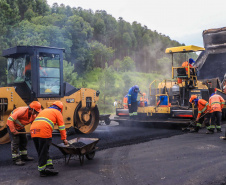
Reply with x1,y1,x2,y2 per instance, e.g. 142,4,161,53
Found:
128,101,138,116
33,137,52,171
210,111,222,131
7,126,27,160
198,113,210,128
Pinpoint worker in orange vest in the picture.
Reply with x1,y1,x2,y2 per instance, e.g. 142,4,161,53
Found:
182,58,195,73
207,91,225,134
123,95,128,109
7,101,42,166
189,95,211,133
30,101,68,177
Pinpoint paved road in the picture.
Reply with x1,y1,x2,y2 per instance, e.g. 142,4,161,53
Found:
1,121,226,185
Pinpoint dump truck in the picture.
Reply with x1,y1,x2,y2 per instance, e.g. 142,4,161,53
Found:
0,46,100,144
115,45,226,125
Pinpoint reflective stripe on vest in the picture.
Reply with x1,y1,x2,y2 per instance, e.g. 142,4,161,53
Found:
211,101,221,105
200,102,209,113
8,117,25,127
58,125,65,131
34,117,54,129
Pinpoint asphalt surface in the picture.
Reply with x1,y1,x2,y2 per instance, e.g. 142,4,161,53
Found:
1,120,226,185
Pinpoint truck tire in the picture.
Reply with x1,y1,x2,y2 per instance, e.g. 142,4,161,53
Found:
74,103,99,134
0,127,10,144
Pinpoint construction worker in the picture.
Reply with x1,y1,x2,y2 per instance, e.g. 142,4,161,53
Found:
30,101,68,177
182,58,195,72
157,95,168,106
127,85,142,118
207,91,225,134
7,101,42,166
123,95,128,109
140,93,148,106
189,95,211,133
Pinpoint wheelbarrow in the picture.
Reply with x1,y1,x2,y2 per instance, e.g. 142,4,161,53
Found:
99,114,111,125
52,137,99,165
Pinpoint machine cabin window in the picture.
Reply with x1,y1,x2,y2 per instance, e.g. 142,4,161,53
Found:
39,53,61,95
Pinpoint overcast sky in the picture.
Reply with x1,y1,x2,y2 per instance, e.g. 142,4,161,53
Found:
47,0,226,47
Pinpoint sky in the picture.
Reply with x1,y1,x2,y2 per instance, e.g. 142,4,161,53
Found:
47,0,226,47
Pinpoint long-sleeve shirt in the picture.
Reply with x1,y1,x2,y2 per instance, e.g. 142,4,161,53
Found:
209,94,225,113
7,107,36,133
30,108,66,140
127,87,139,104
197,99,211,119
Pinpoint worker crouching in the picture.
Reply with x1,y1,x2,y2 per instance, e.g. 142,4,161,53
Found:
30,101,68,177
189,95,211,133
7,101,42,166
207,92,225,134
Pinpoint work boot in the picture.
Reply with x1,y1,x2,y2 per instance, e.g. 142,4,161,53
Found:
21,155,34,161
40,169,58,177
206,130,214,134
217,129,222,133
13,158,25,166
46,165,54,169
190,126,199,133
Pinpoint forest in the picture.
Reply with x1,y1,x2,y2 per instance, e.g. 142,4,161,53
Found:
0,0,195,113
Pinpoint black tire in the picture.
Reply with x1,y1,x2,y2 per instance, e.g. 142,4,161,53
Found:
0,127,10,144
105,118,111,125
74,103,99,134
85,151,95,160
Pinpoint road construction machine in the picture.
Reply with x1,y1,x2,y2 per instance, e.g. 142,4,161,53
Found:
115,45,226,125
0,46,100,144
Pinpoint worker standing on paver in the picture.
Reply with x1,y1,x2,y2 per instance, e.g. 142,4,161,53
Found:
127,85,142,118
7,101,42,166
189,95,211,133
207,91,225,134
30,101,68,177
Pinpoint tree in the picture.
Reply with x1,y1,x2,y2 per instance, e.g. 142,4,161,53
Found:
120,56,135,72
98,63,116,113
65,15,93,74
90,41,114,68
63,60,78,86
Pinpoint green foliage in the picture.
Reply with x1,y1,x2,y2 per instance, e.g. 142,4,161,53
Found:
0,0,197,113
63,60,78,86
90,41,114,68
97,63,117,113
120,56,135,72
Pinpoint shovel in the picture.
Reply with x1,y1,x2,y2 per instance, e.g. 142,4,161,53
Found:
17,132,30,135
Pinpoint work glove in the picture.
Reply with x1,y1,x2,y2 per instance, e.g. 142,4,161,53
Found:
63,139,68,145
13,130,19,135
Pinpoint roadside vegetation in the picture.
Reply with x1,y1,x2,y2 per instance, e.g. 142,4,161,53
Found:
0,0,196,113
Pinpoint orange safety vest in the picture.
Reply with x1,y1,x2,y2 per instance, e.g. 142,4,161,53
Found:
209,94,225,113
7,107,36,133
197,99,211,119
182,61,193,73
30,108,66,140
123,97,128,109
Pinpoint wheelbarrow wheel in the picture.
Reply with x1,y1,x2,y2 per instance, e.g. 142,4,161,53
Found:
105,118,111,125
86,151,95,160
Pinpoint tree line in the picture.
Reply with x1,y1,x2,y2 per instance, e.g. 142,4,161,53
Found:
0,0,193,113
